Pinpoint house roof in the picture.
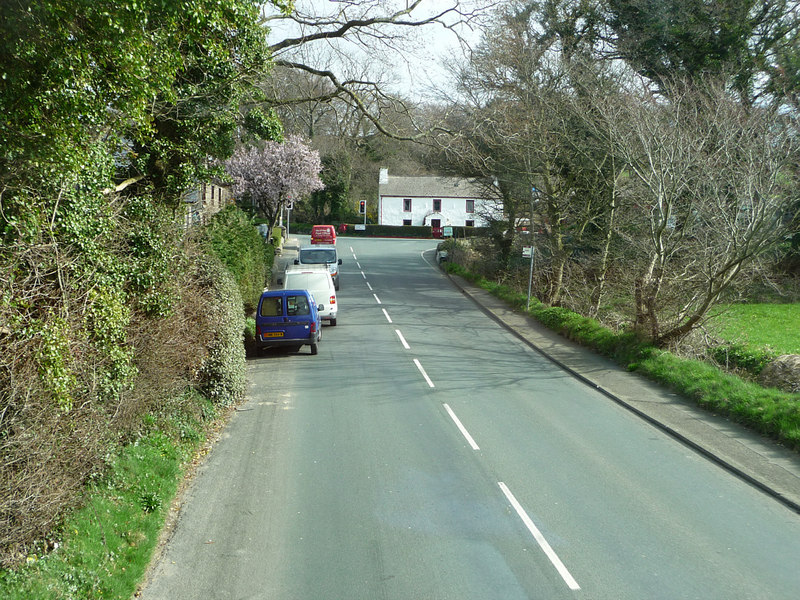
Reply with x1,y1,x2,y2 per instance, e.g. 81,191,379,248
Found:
379,175,492,199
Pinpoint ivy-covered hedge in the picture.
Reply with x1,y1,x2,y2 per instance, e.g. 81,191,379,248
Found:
201,205,274,315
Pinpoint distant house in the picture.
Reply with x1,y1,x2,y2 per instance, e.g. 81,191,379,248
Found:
183,181,232,228
377,168,499,229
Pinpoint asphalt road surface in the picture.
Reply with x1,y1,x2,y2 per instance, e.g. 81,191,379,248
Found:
139,237,800,600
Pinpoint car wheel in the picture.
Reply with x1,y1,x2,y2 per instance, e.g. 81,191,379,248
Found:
310,341,319,355
330,317,337,326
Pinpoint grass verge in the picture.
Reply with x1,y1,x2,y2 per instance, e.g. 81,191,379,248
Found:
446,262,800,450
0,391,221,600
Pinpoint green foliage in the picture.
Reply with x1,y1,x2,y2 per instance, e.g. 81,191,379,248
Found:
194,259,247,406
306,152,351,223
33,316,78,412
202,205,273,315
243,108,284,144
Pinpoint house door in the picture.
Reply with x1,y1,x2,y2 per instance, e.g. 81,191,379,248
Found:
431,219,441,228
431,218,442,238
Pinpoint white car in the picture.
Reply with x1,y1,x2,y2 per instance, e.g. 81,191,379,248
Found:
279,265,338,326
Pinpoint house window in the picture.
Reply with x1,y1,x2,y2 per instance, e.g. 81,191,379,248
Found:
433,199,441,212
465,220,475,227
403,199,412,212
466,199,475,213
402,219,412,226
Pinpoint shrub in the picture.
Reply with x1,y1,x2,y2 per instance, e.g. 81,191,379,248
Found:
193,258,246,406
202,205,273,315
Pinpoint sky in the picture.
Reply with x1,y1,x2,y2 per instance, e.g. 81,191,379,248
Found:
263,0,488,100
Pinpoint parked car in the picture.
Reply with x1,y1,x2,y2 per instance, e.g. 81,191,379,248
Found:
280,265,338,326
310,224,336,245
255,289,322,355
294,244,342,290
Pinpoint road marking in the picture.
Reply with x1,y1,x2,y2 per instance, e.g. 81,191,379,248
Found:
443,404,480,450
356,262,361,269
413,359,435,388
366,282,373,291
382,309,392,323
395,329,410,349
361,271,367,279
350,247,356,259
373,293,382,304
497,482,581,591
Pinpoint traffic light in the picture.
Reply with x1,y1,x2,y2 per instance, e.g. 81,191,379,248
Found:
359,200,366,214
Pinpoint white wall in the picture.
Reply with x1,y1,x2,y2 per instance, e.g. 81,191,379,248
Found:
379,195,489,227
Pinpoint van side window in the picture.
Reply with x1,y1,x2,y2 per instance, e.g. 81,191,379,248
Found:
287,295,310,316
261,297,282,317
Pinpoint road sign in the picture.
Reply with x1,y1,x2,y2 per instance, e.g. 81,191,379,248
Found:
522,246,533,258
443,226,453,237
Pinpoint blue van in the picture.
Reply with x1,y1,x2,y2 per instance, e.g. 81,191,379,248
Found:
255,289,322,355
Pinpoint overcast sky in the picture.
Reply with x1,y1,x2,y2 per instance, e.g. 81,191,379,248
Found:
264,0,487,101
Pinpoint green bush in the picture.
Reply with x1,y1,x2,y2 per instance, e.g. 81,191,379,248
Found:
202,205,273,315
193,259,246,406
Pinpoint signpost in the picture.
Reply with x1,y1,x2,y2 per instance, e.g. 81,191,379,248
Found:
524,245,535,309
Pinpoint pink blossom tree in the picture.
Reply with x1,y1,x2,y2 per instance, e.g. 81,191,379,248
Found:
226,135,324,233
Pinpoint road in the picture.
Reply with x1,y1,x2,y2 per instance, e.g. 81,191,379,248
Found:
139,237,800,600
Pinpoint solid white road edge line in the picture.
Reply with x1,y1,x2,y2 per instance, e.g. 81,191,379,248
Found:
395,329,411,350
382,309,392,323
497,482,581,591
443,403,480,450
373,293,382,304
413,359,435,388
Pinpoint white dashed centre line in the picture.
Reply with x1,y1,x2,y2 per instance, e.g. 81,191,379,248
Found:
395,329,410,349
498,482,581,591
443,404,480,450
361,271,367,279
382,309,392,323
373,293,381,304
413,359,435,388
366,282,373,291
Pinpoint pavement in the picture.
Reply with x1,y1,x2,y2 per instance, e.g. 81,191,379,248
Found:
277,236,800,513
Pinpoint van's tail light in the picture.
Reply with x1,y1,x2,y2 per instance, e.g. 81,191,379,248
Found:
310,321,317,333
330,295,336,305
256,325,262,336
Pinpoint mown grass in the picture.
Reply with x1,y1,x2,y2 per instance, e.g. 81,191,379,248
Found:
446,262,800,450
709,303,800,355
0,392,216,600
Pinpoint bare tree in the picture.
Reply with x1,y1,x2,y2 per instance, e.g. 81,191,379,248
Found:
610,79,799,346
261,0,498,140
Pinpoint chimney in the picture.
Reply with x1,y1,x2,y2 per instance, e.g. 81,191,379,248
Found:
379,168,388,185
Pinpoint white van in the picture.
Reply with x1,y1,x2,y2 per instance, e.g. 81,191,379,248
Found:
280,265,338,326
294,245,341,290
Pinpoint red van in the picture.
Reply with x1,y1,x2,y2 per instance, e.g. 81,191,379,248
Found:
310,224,336,245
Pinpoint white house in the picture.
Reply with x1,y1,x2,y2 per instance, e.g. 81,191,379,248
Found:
377,168,499,228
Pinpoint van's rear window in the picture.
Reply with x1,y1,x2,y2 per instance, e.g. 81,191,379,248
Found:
260,297,282,317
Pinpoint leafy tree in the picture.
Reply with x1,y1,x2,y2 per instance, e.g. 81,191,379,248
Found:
225,135,324,234
305,152,352,223
605,0,799,102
